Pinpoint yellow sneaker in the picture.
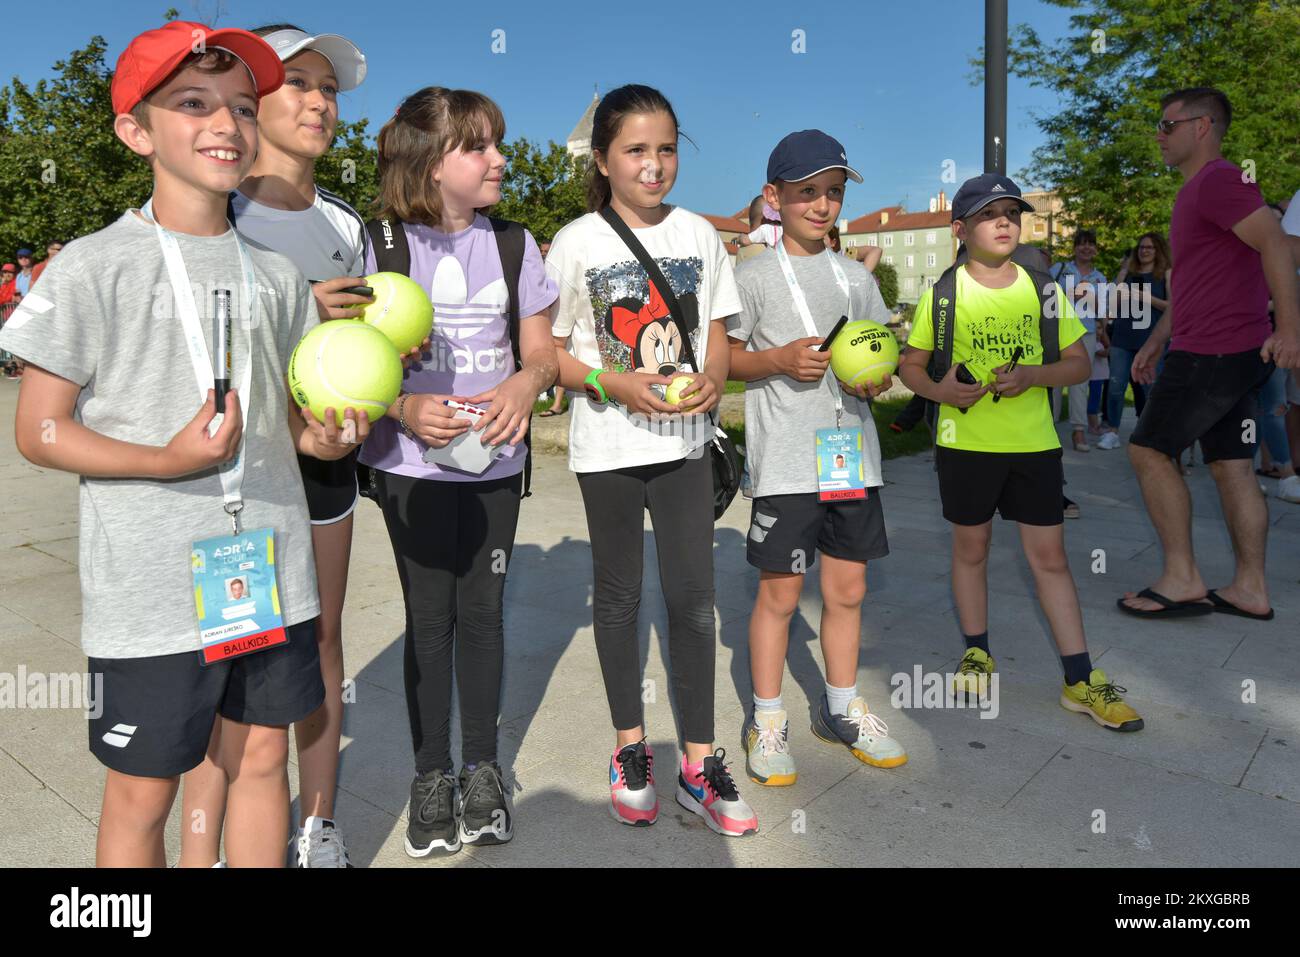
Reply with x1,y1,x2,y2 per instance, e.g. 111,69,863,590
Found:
1060,669,1144,732
952,647,996,700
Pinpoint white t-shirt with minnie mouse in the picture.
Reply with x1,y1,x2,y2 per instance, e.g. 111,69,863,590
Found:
547,206,741,473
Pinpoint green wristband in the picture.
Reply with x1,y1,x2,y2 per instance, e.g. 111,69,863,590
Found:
583,369,608,404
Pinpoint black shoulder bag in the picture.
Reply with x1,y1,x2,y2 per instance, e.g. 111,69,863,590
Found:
598,206,742,520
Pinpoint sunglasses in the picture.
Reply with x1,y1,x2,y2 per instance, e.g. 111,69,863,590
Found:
1156,115,1208,134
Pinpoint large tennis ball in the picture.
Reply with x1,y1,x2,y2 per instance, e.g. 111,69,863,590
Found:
288,320,403,428
830,320,899,389
664,375,696,406
359,272,434,354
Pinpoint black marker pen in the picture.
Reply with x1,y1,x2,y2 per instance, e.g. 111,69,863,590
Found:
213,289,232,413
992,346,1024,404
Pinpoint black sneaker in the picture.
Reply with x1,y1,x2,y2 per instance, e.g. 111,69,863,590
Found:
457,762,514,846
404,769,461,858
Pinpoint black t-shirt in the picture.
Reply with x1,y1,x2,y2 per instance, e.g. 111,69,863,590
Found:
1111,270,1165,351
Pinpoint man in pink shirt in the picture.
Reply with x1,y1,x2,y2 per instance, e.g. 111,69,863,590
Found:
1120,87,1299,621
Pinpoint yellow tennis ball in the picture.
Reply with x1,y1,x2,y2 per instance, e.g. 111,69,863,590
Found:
830,320,899,388
288,320,404,428
359,272,434,354
664,375,696,406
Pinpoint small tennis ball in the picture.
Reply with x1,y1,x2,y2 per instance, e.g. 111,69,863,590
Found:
665,375,696,406
359,272,434,354
288,320,403,428
830,320,900,388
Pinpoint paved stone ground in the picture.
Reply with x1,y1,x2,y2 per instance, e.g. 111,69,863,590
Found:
2,378,1297,867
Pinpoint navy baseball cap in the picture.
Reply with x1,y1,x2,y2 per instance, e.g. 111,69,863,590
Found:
951,173,1034,220
15,248,33,257
767,130,862,185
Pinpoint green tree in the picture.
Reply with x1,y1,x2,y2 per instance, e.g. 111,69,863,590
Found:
0,37,154,256
1000,0,1300,276
874,260,899,310
493,138,589,242
315,118,379,216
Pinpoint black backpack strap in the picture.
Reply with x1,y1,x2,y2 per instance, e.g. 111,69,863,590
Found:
923,263,961,431
1029,266,1060,365
489,216,532,499
364,217,411,276
1030,265,1061,416
227,192,238,224
489,217,526,370
597,206,703,372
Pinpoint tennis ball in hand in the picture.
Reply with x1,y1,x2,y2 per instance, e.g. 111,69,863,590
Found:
830,320,899,389
289,320,403,428
358,272,435,354
664,375,697,406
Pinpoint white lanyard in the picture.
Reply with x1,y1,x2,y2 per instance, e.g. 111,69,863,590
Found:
143,200,258,533
775,241,852,424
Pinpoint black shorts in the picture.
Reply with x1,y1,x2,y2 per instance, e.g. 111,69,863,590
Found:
935,447,1064,526
1130,349,1272,463
87,618,324,778
747,491,889,572
298,450,360,525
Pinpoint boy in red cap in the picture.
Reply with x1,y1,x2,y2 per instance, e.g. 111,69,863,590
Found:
0,21,365,867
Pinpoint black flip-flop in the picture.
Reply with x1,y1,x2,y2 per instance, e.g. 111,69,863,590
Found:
1116,587,1213,618
1206,589,1274,621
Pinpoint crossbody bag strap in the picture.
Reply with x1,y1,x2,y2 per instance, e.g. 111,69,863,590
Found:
598,205,715,423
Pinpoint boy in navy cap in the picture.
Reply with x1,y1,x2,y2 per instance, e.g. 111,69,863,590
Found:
728,130,906,786
898,173,1144,732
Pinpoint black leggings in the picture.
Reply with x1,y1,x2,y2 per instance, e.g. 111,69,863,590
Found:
576,453,716,744
376,469,522,773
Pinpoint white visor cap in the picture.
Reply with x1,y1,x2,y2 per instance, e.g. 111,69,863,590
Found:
262,30,366,91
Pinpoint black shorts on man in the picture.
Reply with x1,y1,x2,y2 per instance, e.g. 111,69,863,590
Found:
1129,349,1272,463
88,618,324,778
747,492,889,572
935,447,1065,526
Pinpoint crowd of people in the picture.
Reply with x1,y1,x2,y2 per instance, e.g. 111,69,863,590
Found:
0,14,1294,870
0,243,63,378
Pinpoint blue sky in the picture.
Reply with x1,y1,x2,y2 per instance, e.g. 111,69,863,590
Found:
4,0,1081,221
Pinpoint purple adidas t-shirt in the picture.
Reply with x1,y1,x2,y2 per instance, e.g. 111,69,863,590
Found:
359,215,557,481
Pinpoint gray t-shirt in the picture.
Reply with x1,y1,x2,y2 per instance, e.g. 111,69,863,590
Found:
729,251,889,498
0,211,320,659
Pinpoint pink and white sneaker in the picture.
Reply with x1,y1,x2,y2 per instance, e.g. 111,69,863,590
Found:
609,739,658,826
676,749,758,837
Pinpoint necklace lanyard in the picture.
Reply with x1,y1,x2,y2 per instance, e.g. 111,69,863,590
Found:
775,241,852,425
142,200,258,533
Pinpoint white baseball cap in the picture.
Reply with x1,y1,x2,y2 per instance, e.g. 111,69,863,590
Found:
262,29,366,91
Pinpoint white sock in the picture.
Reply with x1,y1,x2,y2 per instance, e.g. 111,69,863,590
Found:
826,682,857,716
753,693,783,717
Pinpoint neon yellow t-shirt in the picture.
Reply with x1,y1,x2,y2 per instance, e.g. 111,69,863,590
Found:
907,264,1085,452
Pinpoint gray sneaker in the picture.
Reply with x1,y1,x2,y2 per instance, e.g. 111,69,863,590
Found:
741,710,797,786
457,762,514,846
405,769,461,857
291,816,352,868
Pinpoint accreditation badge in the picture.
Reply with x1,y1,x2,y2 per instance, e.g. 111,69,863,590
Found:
190,527,288,665
815,427,868,502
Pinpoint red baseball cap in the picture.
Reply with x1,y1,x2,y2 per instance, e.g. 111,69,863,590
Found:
111,20,285,115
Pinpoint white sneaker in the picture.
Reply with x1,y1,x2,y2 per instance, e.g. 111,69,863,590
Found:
291,816,352,868
1097,431,1122,450
1278,475,1300,504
